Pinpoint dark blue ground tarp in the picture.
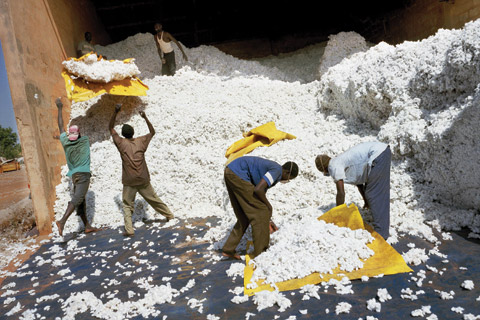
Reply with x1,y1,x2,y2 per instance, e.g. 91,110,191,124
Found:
0,218,479,319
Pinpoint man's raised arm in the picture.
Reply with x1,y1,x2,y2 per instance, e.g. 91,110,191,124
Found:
109,104,121,135
56,98,65,134
140,111,155,136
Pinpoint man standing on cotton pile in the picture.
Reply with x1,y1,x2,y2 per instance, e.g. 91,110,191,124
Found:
55,97,100,236
222,156,299,260
109,104,174,237
154,22,188,76
315,141,391,240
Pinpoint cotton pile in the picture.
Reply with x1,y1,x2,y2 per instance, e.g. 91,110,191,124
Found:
51,19,480,287
62,53,140,83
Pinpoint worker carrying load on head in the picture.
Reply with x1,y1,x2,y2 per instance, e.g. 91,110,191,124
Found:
55,97,101,236
153,22,188,76
109,104,174,237
222,156,299,260
315,141,391,240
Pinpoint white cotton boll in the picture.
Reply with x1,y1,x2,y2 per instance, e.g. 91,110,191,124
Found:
461,280,474,290
6,302,22,316
377,288,392,302
252,290,292,312
411,305,432,317
62,54,141,83
226,263,245,280
402,248,429,266
335,302,352,314
187,298,206,313
366,316,379,320
361,276,369,282
231,295,249,304
206,314,220,320
367,298,381,312
245,312,256,320
435,290,455,300
300,284,320,300
452,307,464,314
299,309,308,315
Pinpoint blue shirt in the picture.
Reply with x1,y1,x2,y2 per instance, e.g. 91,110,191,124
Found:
328,141,387,185
227,156,283,187
60,132,91,177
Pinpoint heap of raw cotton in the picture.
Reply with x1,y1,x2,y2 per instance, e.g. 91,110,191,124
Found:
318,31,369,77
248,217,374,284
95,32,323,83
62,53,140,83
54,19,480,263
319,20,480,215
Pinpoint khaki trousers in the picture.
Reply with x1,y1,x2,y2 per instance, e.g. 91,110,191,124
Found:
222,167,271,258
122,182,174,234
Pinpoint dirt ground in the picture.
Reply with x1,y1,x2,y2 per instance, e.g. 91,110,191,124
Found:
0,166,30,211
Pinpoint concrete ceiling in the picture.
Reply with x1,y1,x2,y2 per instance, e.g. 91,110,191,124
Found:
90,0,413,46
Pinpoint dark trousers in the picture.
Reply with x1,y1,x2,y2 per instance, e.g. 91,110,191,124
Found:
222,168,271,258
71,172,91,216
162,51,176,76
365,146,391,240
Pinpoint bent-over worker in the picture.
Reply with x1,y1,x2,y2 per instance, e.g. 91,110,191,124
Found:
315,141,391,239
222,156,299,260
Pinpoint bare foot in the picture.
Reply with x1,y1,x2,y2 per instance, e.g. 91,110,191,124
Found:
56,221,64,236
85,227,102,234
222,252,241,260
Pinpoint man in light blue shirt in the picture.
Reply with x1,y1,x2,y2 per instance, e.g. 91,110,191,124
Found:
222,156,299,259
316,141,391,239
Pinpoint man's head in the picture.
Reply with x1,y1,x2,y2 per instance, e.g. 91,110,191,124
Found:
281,161,299,183
85,32,92,42
315,154,331,176
122,124,134,139
68,125,80,141
154,23,163,33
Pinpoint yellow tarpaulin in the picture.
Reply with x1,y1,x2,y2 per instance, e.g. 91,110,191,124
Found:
244,203,413,296
61,54,149,102
225,122,296,165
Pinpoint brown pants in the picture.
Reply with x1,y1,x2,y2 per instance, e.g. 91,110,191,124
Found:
222,167,271,258
123,182,174,234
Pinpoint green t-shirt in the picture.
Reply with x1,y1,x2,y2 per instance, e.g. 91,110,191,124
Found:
60,132,91,176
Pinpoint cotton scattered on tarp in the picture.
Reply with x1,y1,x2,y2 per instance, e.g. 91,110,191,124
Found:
244,204,413,296
61,54,149,102
225,122,296,165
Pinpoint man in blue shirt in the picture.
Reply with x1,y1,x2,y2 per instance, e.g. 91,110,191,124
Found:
315,141,391,239
222,156,299,259
55,98,99,236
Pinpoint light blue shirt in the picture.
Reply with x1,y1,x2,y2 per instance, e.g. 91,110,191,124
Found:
328,142,387,185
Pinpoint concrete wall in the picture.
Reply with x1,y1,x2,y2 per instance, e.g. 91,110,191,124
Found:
367,0,480,44
0,0,109,235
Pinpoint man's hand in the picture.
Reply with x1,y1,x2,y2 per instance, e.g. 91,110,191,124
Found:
115,104,122,113
55,97,63,109
139,111,146,118
269,221,279,234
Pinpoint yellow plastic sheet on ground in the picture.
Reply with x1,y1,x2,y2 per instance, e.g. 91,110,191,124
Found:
61,54,149,102
225,122,296,165
244,203,413,296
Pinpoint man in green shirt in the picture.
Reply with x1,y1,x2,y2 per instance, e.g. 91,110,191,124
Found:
56,98,100,236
